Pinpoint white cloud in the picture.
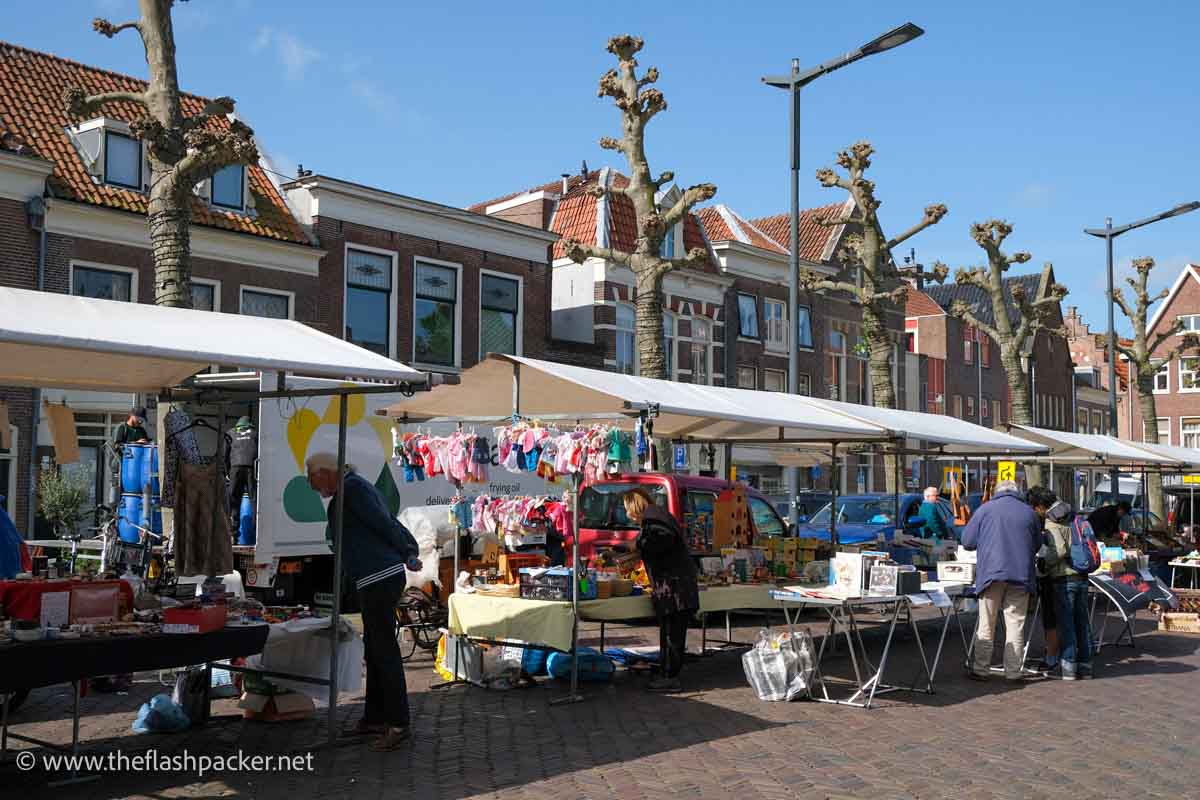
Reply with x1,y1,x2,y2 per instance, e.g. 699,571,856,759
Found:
1018,182,1053,209
252,27,320,81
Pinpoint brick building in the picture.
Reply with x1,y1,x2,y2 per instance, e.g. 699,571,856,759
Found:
1063,305,1123,435
0,42,322,533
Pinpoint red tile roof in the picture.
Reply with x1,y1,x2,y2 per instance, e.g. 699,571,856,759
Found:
750,202,849,262
0,41,308,245
696,205,789,255
905,289,945,318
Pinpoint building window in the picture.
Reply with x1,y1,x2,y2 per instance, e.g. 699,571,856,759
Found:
1092,410,1104,435
980,337,991,368
690,318,712,385
1179,314,1200,333
211,164,245,210
190,280,217,311
615,304,635,375
663,312,675,378
993,399,1002,425
737,365,757,389
1076,408,1088,433
659,228,675,259
104,130,141,190
1180,357,1200,391
963,327,974,364
796,306,813,349
1154,361,1170,393
346,248,394,356
797,373,811,396
953,395,963,418
1145,418,1171,446
764,299,787,351
981,397,989,419
737,294,759,339
72,264,133,302
905,332,915,353
1183,418,1200,449
966,395,975,418
480,273,520,358
764,369,786,392
241,288,291,319
414,261,458,366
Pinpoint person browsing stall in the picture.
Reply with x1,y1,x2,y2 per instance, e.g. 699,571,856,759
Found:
1026,487,1060,675
113,406,150,448
622,488,699,694
919,486,951,540
307,452,422,751
1037,489,1094,680
1088,501,1130,543
962,480,1043,681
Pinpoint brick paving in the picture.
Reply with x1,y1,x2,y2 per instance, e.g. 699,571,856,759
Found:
3,609,1200,799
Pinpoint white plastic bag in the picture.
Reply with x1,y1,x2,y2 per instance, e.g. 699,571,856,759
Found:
742,628,816,702
248,616,364,700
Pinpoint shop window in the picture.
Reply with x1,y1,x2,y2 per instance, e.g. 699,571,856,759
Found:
764,369,786,393
240,288,291,319
346,248,394,356
764,299,787,351
480,273,520,358
211,164,245,210
613,304,636,375
796,306,813,349
72,264,134,302
737,365,757,389
414,261,459,366
737,294,759,339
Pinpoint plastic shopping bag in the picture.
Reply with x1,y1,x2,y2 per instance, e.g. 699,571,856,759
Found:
741,628,815,702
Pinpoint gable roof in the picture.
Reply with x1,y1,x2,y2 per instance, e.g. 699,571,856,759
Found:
905,289,945,318
923,273,1044,329
1145,263,1200,334
749,202,850,263
696,204,789,255
0,41,308,245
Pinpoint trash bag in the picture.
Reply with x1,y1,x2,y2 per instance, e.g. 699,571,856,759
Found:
172,666,209,723
741,628,816,702
132,693,191,733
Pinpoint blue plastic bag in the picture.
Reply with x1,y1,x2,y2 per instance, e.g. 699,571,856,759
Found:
546,648,614,682
131,694,191,733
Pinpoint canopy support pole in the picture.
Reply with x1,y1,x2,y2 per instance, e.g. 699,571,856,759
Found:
326,392,348,744
893,441,901,535
551,470,585,706
830,442,839,551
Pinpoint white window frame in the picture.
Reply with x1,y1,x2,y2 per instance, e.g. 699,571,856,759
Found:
763,299,787,353
795,305,814,350
797,373,811,396
209,163,249,212
69,260,139,302
763,368,786,393
68,118,152,193
688,317,713,386
1180,356,1200,393
981,396,989,419
663,311,676,380
0,424,17,518
614,302,636,376
736,293,760,341
1092,410,1104,435
966,395,975,418
736,365,757,390
239,285,295,320
1145,418,1171,446
1183,417,1200,450
1153,361,1170,394
953,395,963,418
478,268,524,360
411,256,463,370
963,329,974,365
190,277,221,312
343,243,398,359
1178,314,1200,334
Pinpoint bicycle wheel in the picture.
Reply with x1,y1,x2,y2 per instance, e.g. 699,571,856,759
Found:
410,603,443,652
393,606,419,661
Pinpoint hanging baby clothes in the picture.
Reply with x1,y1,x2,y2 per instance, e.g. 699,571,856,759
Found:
470,436,490,482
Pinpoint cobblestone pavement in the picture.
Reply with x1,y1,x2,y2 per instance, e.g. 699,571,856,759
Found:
3,608,1199,799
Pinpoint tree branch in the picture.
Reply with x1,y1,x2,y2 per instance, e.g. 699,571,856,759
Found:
64,87,147,120
1110,287,1135,322
92,17,141,38
947,303,1001,344
660,182,717,230
173,119,259,186
1148,323,1184,358
886,203,948,250
562,239,633,267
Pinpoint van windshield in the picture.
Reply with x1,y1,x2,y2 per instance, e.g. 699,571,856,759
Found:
580,483,669,530
809,496,898,526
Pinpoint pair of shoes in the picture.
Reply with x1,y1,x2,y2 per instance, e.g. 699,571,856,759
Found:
1032,660,1059,675
352,719,385,736
369,726,411,751
966,670,990,682
647,676,682,693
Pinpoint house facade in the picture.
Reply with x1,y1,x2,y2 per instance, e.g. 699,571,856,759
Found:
0,43,323,533
1063,305,1122,436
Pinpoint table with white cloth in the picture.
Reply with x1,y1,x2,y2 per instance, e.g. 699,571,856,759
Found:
1169,559,1200,589
772,582,965,709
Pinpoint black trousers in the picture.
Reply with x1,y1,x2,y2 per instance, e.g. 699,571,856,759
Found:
358,574,410,727
658,609,691,678
229,465,255,515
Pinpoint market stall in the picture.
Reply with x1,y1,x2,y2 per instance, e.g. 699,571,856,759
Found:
0,287,426,754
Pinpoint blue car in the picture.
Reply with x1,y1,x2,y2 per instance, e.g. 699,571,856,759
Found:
797,493,957,545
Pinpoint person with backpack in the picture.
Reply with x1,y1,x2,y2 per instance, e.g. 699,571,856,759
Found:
1027,486,1060,675
1042,494,1097,680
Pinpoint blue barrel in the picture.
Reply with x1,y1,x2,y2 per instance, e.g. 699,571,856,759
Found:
118,493,163,543
121,443,159,495
140,443,160,495
238,494,256,546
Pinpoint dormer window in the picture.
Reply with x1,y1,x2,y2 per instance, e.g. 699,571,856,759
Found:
659,230,675,259
66,118,150,192
103,131,142,189
211,164,245,210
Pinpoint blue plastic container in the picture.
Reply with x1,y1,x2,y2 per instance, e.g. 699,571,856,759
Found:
120,443,159,494
521,647,550,676
237,494,256,546
140,444,160,495
118,493,162,543
546,648,613,682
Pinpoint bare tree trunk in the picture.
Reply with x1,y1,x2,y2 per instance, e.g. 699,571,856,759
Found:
1002,350,1041,486
635,271,666,378
1138,375,1166,519
148,177,191,306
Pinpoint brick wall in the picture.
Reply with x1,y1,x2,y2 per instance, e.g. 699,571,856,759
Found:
313,216,552,371
1128,269,1200,446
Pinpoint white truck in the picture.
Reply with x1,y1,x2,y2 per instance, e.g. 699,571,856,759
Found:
236,372,551,604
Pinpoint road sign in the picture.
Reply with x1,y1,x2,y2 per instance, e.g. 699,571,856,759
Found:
997,461,1017,483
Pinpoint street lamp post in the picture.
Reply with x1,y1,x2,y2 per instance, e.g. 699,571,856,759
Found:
763,22,925,522
1084,201,1200,504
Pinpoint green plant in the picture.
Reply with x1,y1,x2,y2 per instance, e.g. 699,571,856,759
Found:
38,469,90,538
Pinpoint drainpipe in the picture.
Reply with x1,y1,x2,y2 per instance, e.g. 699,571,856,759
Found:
25,196,47,537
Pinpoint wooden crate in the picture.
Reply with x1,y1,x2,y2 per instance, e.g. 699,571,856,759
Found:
1159,612,1200,634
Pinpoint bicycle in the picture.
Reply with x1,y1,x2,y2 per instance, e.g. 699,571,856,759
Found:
394,585,446,661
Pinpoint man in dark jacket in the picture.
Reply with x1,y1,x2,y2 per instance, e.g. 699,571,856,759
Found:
308,453,421,751
623,488,698,693
1088,501,1130,543
962,480,1043,681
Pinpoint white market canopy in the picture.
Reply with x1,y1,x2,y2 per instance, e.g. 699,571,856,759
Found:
1007,424,1184,467
0,287,426,392
385,355,1048,456
1126,441,1200,469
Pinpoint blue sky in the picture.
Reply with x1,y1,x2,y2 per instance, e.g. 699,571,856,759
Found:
9,1,1199,335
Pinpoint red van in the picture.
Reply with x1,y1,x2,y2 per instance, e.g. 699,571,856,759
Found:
572,473,790,559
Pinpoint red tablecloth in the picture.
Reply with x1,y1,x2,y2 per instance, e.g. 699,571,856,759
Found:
0,578,134,621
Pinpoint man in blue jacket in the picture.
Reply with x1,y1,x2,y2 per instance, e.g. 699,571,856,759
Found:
961,480,1042,681
308,453,421,751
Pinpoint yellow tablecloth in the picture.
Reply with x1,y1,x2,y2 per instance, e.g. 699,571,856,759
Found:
578,584,779,621
447,593,576,652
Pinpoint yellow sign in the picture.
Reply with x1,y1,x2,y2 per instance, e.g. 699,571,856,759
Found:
942,467,962,493
1184,475,1200,485
997,461,1017,483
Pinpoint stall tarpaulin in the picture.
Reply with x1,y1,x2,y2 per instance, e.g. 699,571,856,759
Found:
42,400,79,464
1007,425,1185,466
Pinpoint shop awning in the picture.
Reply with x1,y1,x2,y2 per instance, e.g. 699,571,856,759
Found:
1125,441,1200,468
1006,424,1184,466
0,287,426,391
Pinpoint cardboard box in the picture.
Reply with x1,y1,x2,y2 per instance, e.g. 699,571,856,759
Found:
163,604,226,634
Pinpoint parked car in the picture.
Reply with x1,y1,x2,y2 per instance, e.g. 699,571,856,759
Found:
793,491,834,523
574,473,790,558
1165,485,1198,538
797,493,957,545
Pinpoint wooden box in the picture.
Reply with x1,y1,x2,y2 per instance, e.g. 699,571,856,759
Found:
1159,613,1200,634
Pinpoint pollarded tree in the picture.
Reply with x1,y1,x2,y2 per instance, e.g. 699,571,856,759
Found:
946,221,1069,486
63,0,258,307
1112,256,1200,518
562,35,716,380
801,141,948,410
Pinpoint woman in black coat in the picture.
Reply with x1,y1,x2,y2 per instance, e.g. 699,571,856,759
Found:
623,488,699,692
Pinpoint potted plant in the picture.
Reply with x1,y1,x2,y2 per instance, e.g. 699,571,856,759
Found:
38,468,90,539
